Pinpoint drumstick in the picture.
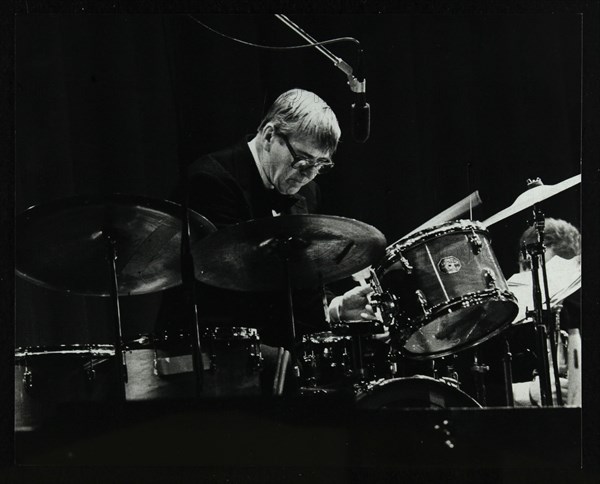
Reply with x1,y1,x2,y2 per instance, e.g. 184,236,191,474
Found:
405,191,483,238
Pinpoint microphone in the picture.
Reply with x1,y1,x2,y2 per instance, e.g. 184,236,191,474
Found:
351,49,370,143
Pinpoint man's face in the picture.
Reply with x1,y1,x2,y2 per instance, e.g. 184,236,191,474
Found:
263,131,331,195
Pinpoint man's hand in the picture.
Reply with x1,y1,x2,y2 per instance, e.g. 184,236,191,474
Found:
329,285,377,322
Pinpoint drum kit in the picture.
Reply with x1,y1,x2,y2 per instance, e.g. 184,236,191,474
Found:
15,175,581,429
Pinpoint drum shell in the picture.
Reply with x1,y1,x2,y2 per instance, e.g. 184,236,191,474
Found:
379,221,517,359
124,327,262,400
355,375,481,409
15,345,116,431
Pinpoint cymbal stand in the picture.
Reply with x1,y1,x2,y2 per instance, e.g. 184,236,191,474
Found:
522,206,562,406
181,190,204,398
266,236,308,396
103,233,127,402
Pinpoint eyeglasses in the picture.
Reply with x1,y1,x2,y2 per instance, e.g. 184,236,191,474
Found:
279,133,335,175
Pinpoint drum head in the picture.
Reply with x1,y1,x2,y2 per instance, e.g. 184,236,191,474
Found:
356,376,481,409
403,295,517,359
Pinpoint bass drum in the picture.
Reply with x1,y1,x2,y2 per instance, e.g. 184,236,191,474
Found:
355,375,481,409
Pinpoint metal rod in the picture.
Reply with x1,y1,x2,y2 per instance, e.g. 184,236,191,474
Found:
105,235,127,402
274,14,339,64
502,337,515,406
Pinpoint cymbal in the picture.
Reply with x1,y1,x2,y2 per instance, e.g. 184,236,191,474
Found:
16,194,216,296
483,174,580,227
193,214,387,291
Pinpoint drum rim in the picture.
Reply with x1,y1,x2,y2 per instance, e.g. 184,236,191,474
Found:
403,288,518,327
382,219,488,266
356,375,482,408
398,290,517,360
15,344,115,357
302,331,353,344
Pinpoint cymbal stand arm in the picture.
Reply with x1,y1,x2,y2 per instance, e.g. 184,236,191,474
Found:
104,234,127,402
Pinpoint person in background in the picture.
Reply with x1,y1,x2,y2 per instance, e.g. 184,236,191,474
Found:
512,218,581,407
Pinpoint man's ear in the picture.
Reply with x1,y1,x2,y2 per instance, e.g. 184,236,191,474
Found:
262,124,275,152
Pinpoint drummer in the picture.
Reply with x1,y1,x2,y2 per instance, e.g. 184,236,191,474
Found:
511,218,581,406
157,88,375,390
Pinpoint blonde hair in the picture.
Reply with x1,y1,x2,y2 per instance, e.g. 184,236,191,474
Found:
519,218,581,270
258,89,341,154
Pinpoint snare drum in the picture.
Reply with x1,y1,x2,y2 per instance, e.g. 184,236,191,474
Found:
124,327,262,400
355,375,481,409
15,345,115,430
378,220,517,359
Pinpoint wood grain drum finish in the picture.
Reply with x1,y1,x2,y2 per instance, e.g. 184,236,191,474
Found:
378,220,518,359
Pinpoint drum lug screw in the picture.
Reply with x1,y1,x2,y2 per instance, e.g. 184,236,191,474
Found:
399,254,413,274
23,368,33,391
469,230,482,255
415,290,430,316
482,269,497,289
86,367,96,383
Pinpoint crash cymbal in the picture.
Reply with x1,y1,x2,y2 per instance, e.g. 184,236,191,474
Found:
16,194,216,296
194,214,387,291
483,174,580,227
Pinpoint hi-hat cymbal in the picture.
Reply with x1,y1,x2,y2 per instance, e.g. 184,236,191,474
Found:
483,174,580,227
193,214,387,291
16,194,216,296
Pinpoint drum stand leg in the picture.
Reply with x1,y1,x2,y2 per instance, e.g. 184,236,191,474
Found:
502,337,515,406
522,206,562,406
104,234,127,402
470,352,489,406
272,252,299,396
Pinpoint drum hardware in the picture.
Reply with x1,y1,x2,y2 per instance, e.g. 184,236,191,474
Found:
520,203,563,407
482,269,497,289
468,230,482,254
470,352,489,406
22,367,33,391
502,337,515,406
415,290,430,317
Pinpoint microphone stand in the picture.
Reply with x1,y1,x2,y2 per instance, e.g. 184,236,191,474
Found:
274,15,366,94
522,205,562,406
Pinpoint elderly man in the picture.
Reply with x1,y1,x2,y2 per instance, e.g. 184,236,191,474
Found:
157,89,375,393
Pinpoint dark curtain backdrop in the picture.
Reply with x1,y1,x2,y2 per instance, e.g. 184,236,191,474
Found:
16,14,581,347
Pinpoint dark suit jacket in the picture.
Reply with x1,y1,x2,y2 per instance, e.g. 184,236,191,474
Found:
158,137,328,346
